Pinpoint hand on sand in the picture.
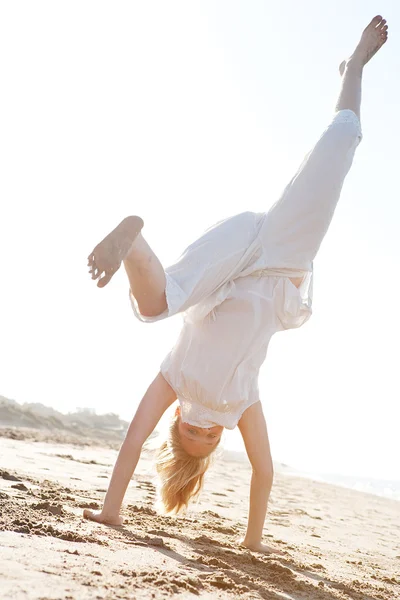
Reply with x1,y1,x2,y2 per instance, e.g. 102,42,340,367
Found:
83,509,123,527
238,538,284,555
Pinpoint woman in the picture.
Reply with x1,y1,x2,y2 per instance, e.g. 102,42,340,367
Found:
84,17,388,554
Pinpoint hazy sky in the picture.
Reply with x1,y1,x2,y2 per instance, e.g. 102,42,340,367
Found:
1,1,399,481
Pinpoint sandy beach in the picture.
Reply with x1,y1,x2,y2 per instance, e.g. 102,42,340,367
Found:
1,426,399,600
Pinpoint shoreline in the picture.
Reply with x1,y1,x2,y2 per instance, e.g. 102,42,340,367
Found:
1,429,399,600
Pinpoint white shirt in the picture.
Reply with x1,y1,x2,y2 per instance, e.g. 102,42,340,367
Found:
160,270,312,429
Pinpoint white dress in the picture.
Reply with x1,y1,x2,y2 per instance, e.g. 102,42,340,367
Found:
130,110,362,429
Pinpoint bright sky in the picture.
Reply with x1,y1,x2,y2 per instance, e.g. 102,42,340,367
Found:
1,1,399,481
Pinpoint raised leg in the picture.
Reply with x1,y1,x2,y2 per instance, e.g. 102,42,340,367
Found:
88,210,266,322
126,211,266,323
88,216,167,317
260,16,388,273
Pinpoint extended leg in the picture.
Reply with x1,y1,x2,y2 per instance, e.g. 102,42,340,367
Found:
260,16,388,272
89,210,265,322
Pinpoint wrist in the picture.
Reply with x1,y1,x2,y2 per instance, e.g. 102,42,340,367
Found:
239,539,263,553
242,535,262,548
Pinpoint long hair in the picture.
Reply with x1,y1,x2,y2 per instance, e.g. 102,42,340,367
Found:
155,414,219,514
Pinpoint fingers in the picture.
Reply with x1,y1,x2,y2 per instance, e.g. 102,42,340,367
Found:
83,509,95,521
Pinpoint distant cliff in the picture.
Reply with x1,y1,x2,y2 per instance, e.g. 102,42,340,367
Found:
0,395,130,446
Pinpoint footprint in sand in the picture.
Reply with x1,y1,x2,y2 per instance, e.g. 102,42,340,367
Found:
148,529,172,538
32,502,64,516
195,556,230,569
214,525,237,535
202,510,221,519
271,511,291,516
310,563,326,570
0,470,21,482
78,501,100,510
194,534,220,545
11,483,28,491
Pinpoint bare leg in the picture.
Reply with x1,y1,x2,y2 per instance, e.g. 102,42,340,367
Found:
88,216,167,317
336,16,388,118
123,234,167,317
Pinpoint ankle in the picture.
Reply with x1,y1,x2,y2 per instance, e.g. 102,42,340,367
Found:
345,56,364,74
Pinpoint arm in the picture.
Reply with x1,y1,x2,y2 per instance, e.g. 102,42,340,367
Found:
237,401,275,552
84,372,176,524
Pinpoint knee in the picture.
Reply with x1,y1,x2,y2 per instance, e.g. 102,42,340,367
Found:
138,303,166,318
133,290,168,319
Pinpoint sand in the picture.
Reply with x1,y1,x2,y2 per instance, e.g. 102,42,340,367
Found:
1,427,399,600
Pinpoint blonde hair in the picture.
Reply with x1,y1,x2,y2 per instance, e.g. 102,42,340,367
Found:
155,415,219,514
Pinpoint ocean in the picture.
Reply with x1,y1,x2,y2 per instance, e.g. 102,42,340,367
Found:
223,450,400,503
300,471,400,503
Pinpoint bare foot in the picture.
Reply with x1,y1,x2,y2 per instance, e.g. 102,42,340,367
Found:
339,15,388,75
238,538,284,555
87,215,144,288
83,508,123,526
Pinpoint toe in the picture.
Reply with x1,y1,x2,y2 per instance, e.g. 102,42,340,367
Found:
91,267,101,280
88,259,100,278
371,15,383,28
97,270,114,288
